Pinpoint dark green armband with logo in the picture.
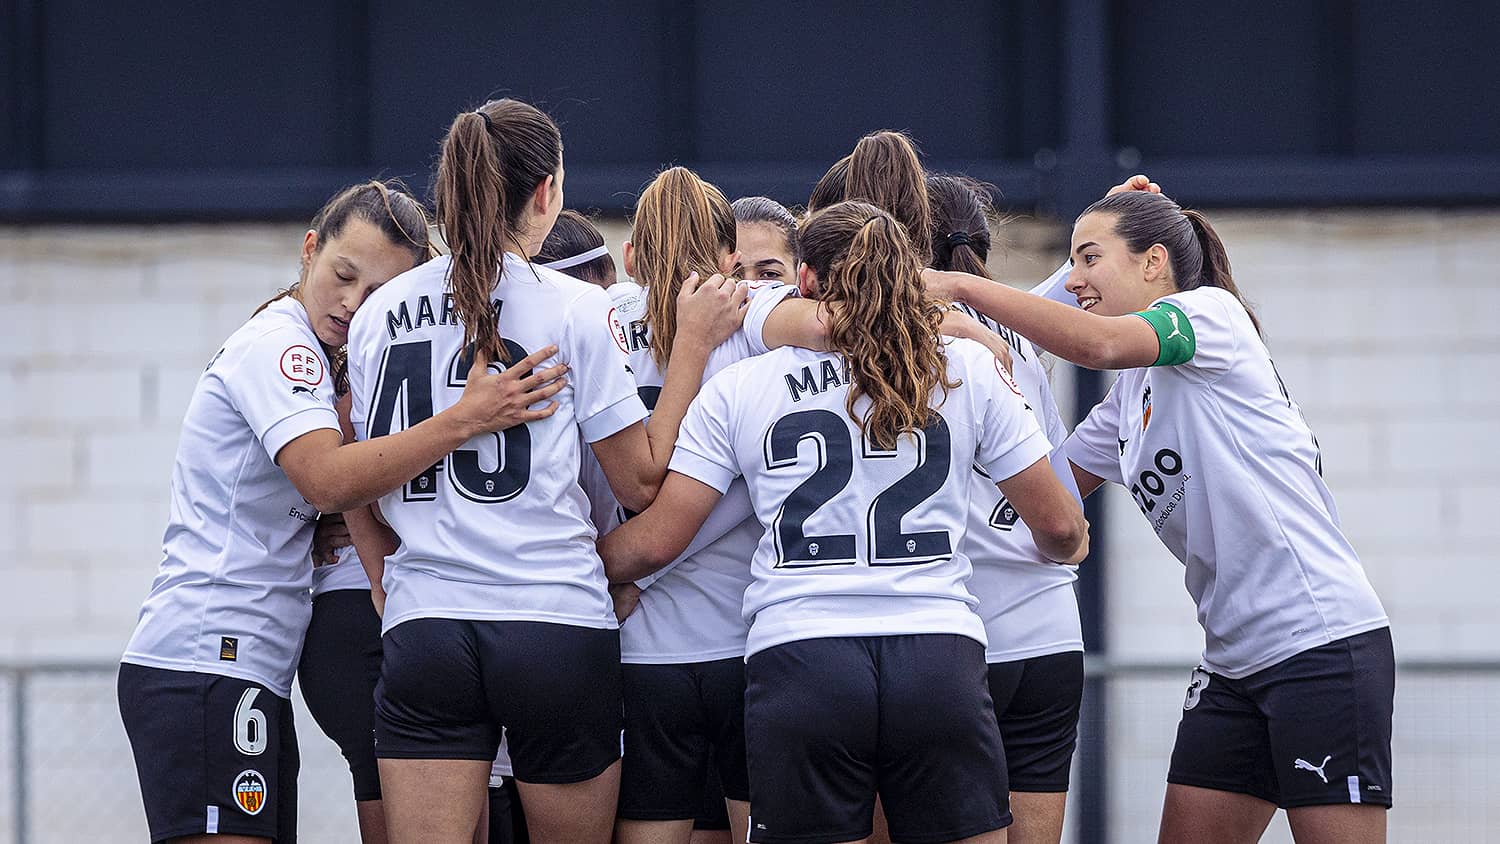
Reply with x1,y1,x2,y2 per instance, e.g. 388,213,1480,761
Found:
1134,302,1195,366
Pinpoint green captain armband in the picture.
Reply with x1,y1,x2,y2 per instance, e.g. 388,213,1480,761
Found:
1134,301,1195,366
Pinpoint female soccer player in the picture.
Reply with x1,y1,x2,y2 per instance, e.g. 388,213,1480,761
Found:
609,167,804,844
731,196,798,283
924,191,1393,844
928,174,1085,844
601,201,1089,844
345,100,745,844
119,180,563,844
537,209,618,288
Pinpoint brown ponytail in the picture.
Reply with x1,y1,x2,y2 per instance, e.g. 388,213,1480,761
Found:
1081,191,1261,336
630,166,736,370
800,201,958,450
926,174,995,279
845,131,932,262
255,179,432,395
434,99,562,364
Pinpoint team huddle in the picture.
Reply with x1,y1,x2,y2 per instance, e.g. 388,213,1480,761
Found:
117,98,1394,844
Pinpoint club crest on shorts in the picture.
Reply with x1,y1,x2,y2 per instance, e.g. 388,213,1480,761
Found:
1141,384,1153,431
1183,667,1210,710
232,769,267,815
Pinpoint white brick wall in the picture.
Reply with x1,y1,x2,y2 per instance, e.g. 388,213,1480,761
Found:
0,224,299,661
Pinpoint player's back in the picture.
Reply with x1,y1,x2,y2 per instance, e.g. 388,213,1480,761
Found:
348,253,645,634
672,338,1051,657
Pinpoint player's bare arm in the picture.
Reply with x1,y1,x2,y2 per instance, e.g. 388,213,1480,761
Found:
995,457,1090,565
277,345,566,514
599,472,724,583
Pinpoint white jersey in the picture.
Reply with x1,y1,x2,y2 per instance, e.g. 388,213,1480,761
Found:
1065,286,1387,679
311,544,371,595
348,253,647,634
671,338,1052,658
591,280,791,664
950,304,1084,663
123,297,338,697
490,733,514,786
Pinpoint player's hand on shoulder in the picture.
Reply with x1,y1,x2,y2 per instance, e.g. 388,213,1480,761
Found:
451,345,568,436
1106,173,1161,196
676,272,748,349
940,308,1014,375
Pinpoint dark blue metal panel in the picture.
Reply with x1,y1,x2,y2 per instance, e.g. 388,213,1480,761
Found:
1,1,1498,221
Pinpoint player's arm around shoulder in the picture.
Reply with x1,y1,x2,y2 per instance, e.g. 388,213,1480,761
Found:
278,345,567,514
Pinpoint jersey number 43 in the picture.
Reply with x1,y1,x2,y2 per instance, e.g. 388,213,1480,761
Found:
367,339,533,503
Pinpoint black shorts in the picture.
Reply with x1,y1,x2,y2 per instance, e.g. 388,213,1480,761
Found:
1168,626,1394,809
986,650,1084,792
375,618,623,784
744,634,1009,844
487,780,531,844
694,764,731,830
298,588,383,801
118,663,298,843
618,657,749,820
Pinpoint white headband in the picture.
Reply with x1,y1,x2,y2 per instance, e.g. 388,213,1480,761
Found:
540,244,610,270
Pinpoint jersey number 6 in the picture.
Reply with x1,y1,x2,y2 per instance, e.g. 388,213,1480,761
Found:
366,339,533,503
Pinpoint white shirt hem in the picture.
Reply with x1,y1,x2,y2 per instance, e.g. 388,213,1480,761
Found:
119,653,294,699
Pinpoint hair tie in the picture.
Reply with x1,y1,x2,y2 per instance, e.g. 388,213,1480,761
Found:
539,244,610,270
945,231,973,249
475,110,494,132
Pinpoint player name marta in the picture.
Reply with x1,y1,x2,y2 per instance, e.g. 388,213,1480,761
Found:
382,294,501,341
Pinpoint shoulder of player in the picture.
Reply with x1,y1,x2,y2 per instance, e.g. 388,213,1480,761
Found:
1154,285,1245,324
941,336,996,371
218,300,322,366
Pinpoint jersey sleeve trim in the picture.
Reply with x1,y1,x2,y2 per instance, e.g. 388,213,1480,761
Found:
666,449,737,494
978,427,1052,483
1063,430,1120,484
1133,301,1196,367
578,394,649,443
262,405,340,463
742,283,796,355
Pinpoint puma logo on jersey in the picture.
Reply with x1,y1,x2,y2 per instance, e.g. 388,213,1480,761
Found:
220,636,238,661
1165,309,1185,341
1294,755,1332,784
291,385,318,398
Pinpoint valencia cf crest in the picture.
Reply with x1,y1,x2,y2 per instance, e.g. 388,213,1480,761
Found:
233,769,267,815
1141,385,1153,432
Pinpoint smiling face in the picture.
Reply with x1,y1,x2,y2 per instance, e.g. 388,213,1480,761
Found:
296,218,421,346
1067,211,1172,316
734,221,794,282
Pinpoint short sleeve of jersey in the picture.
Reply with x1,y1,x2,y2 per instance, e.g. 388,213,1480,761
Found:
223,328,340,461
668,370,740,493
963,342,1051,482
1064,379,1126,485
562,286,650,442
742,282,797,355
1135,288,1239,375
